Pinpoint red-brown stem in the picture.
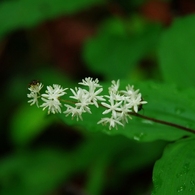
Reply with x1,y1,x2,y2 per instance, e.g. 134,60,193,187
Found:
131,112,195,135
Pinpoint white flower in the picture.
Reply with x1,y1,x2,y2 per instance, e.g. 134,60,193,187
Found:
41,84,67,101
27,81,43,107
69,87,91,113
27,78,148,130
85,87,105,107
40,84,67,114
116,103,132,124
64,104,83,121
78,77,101,88
70,87,85,100
27,93,39,106
101,94,122,118
97,117,124,130
41,98,62,114
99,80,148,129
108,80,125,101
109,80,120,94
78,77,105,107
75,100,91,114
64,87,91,120
130,93,147,113
120,83,147,113
121,85,138,96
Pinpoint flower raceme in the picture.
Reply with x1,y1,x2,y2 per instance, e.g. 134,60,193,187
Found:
27,78,147,129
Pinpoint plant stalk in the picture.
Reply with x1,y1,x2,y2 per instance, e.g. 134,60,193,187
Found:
132,112,195,135
61,98,195,134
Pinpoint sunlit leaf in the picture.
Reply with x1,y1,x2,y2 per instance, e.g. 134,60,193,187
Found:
59,80,195,141
158,14,195,87
152,138,195,195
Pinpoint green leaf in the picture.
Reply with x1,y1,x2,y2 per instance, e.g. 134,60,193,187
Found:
75,133,166,195
83,18,161,79
158,14,195,87
152,138,195,195
0,148,71,195
59,80,195,142
0,0,104,40
0,133,165,195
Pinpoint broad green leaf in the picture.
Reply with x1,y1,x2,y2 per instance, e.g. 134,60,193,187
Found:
0,0,104,40
83,18,161,79
74,133,165,170
152,138,195,195
75,133,166,195
158,14,195,87
0,148,71,195
59,80,195,142
0,134,165,195
10,103,53,145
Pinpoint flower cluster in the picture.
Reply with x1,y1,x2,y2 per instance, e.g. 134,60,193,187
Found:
64,78,105,121
27,78,147,129
98,80,147,129
41,84,67,114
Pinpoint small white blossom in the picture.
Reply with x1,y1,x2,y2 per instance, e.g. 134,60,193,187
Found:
41,84,67,101
40,84,67,114
121,85,138,96
109,80,120,94
130,93,147,113
78,77,105,107
27,80,43,107
41,98,62,114
70,87,86,101
28,93,39,107
101,94,122,119
69,87,91,113
78,77,101,88
64,104,83,121
85,87,105,107
117,103,132,124
64,87,91,120
98,117,124,130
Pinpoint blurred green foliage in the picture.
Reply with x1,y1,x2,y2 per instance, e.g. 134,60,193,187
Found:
0,0,104,39
1,0,195,195
0,133,165,195
0,149,71,195
10,104,53,146
159,15,195,88
83,17,162,79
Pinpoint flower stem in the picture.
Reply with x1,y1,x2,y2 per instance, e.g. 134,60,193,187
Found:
61,98,195,134
132,112,195,135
